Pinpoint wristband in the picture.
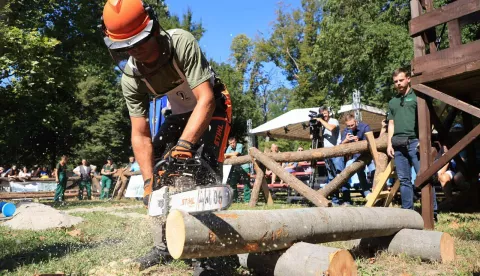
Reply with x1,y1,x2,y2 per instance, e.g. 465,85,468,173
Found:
176,139,196,150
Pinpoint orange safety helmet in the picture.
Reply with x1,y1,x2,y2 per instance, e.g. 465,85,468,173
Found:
102,0,158,51
101,0,174,78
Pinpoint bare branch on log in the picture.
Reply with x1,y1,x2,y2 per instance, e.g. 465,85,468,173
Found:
249,148,330,207
249,159,273,207
224,135,387,165
319,154,371,197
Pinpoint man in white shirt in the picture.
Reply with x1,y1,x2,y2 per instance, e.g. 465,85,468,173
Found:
315,106,345,205
73,159,93,200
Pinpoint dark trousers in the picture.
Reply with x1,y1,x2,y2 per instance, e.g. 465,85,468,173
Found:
394,139,437,211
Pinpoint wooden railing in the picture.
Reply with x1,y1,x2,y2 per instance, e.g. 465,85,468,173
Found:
409,0,480,83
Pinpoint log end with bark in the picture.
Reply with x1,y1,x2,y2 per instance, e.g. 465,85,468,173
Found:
348,229,455,263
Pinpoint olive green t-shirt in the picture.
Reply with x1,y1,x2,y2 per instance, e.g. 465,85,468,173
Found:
121,29,212,117
387,88,418,139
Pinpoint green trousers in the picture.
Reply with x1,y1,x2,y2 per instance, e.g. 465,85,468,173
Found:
54,174,67,202
100,176,112,199
78,180,92,200
227,166,251,203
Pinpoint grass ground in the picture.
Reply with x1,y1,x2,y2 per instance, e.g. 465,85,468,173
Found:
0,199,479,275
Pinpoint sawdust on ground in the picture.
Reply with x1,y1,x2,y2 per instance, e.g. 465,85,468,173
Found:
2,202,83,230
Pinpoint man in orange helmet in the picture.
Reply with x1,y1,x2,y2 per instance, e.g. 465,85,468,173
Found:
101,0,232,271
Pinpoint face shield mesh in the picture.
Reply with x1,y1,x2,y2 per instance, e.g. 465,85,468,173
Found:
104,22,174,79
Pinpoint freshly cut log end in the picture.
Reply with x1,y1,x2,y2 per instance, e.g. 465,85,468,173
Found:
166,210,186,259
274,243,357,276
440,232,455,263
328,249,357,276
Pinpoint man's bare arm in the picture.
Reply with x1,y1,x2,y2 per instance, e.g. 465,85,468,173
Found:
130,116,154,181
317,118,337,131
179,81,215,144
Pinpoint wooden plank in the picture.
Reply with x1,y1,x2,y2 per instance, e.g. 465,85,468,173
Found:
415,122,480,188
409,0,480,36
411,59,480,85
411,0,426,58
366,161,394,207
413,84,480,118
417,93,434,229
365,132,379,166
447,19,462,48
424,0,437,53
459,11,480,27
384,179,401,207
412,40,480,74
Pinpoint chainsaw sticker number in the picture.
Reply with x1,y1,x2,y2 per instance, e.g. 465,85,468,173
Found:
198,189,224,208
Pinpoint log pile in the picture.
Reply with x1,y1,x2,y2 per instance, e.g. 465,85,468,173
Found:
165,206,455,275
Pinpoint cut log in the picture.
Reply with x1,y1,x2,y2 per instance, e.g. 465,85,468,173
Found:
249,159,273,207
275,243,357,276
165,207,424,259
347,229,455,263
319,154,371,197
249,148,330,207
239,243,357,276
225,135,388,165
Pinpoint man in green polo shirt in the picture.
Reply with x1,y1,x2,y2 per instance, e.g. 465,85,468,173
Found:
387,68,437,216
225,137,251,202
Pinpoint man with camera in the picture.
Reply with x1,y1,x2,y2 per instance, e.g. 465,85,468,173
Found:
313,106,345,204
340,113,372,204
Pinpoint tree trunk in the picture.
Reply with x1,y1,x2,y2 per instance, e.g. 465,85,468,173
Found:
249,148,330,207
165,207,424,259
347,229,455,263
274,243,357,276
224,135,387,165
319,154,371,197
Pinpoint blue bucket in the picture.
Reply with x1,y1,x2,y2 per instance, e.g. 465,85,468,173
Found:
0,202,16,217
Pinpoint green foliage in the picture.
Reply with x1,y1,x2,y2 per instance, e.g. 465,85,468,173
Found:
0,0,205,169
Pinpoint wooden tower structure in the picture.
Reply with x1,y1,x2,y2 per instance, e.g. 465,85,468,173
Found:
410,0,480,229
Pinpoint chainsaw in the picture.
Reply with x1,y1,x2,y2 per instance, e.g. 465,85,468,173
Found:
148,155,233,217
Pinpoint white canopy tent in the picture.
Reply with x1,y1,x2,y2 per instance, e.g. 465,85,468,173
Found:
249,105,386,141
